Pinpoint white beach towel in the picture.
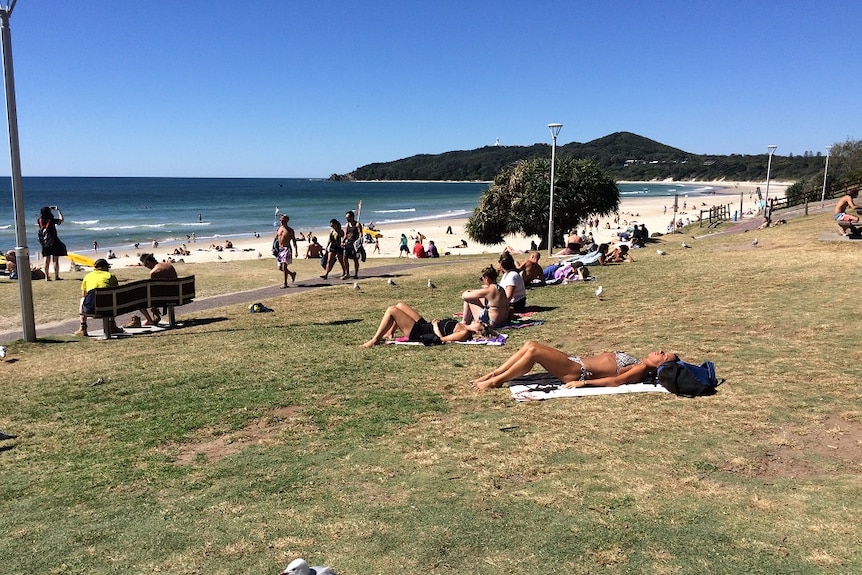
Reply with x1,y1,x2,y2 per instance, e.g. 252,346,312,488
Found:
508,375,668,402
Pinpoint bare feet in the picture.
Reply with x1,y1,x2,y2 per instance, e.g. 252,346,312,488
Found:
471,378,501,391
361,339,381,348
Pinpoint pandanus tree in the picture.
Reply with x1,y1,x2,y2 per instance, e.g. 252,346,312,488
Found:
465,157,620,250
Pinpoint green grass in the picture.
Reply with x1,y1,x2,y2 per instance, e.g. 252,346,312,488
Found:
2,213,862,574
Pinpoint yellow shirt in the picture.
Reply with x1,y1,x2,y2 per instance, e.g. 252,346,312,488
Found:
81,269,118,293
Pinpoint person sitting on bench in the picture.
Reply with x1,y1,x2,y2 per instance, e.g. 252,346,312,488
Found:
76,259,122,337
834,189,861,234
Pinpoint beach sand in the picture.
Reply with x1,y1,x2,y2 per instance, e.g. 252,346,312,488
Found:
94,181,788,270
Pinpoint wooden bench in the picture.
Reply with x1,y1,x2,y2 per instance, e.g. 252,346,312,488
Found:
90,275,196,339
837,221,862,238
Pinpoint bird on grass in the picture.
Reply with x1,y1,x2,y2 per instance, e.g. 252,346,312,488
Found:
0,346,6,360
428,279,437,289
752,238,759,247
594,285,603,301
92,377,105,386
281,558,336,575
681,242,691,248
656,249,668,256
387,278,397,287
353,282,361,290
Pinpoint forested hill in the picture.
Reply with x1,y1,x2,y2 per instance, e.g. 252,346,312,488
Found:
332,132,827,182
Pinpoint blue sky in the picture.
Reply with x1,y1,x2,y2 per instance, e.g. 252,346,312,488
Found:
0,0,859,178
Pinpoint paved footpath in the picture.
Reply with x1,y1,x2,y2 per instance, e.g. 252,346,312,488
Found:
0,258,466,342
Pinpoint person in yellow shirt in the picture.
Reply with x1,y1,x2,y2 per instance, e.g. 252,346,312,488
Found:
75,258,121,337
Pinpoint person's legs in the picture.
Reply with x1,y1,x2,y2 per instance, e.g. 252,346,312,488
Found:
321,252,337,278
43,255,50,281
52,255,61,280
362,302,421,347
76,297,89,336
462,298,485,324
471,340,577,390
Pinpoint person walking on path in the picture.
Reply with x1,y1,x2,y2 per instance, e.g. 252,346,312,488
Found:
276,214,299,287
37,206,67,281
342,210,363,279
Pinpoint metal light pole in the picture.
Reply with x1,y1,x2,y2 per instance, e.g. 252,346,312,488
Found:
546,123,562,256
820,145,833,208
1,0,36,342
763,145,777,219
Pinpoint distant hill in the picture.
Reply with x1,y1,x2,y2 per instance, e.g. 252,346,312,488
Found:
332,132,826,183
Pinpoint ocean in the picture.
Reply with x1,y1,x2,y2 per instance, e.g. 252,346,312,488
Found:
0,177,718,254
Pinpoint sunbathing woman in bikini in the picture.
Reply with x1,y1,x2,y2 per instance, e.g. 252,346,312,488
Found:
470,341,678,390
461,266,510,328
361,302,488,348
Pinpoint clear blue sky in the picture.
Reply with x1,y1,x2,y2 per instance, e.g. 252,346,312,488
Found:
0,0,859,178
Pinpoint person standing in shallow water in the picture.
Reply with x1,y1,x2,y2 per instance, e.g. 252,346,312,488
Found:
276,214,298,288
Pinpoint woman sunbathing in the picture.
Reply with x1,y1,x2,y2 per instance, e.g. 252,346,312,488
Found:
362,302,489,348
471,341,677,390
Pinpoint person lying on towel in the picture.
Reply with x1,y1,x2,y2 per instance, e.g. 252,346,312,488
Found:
471,341,677,391
362,302,490,348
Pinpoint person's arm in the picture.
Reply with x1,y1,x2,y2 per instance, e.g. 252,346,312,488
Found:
462,284,491,303
563,364,651,388
291,232,299,255
54,207,64,224
432,320,470,343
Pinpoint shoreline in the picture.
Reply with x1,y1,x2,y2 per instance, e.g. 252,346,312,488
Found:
71,180,790,270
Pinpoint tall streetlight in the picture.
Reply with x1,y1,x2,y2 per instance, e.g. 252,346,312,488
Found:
763,145,778,218
546,123,563,257
1,0,36,342
820,145,833,208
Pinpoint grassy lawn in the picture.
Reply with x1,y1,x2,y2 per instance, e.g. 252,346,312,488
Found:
2,213,861,574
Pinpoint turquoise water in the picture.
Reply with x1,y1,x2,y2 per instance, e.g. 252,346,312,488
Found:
0,178,717,253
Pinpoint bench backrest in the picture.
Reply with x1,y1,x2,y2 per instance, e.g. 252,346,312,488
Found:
92,275,196,317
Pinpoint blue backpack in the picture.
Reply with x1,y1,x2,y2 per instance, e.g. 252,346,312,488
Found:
657,360,723,397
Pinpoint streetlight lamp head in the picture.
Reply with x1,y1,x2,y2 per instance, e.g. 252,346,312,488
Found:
767,145,778,153
548,123,563,137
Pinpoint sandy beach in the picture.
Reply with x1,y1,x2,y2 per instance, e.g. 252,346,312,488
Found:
93,181,788,270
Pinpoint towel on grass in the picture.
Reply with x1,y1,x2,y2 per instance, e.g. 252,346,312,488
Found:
387,333,508,346
500,318,545,329
507,373,668,401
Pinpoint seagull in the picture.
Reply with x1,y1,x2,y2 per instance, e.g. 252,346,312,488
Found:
752,238,759,247
387,278,397,287
281,558,336,575
217,254,223,260
353,282,361,290
428,279,437,289
0,346,6,360
594,285,603,301
257,252,262,258
92,377,105,386
656,249,668,256
681,242,691,248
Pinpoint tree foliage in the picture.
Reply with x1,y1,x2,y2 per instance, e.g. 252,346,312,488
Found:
465,158,619,249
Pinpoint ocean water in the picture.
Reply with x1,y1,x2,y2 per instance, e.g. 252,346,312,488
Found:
0,177,716,254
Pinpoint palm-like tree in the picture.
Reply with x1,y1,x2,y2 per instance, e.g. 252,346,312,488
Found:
466,157,620,250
